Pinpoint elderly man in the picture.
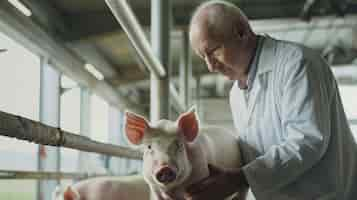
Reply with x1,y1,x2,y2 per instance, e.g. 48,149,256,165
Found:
186,1,357,200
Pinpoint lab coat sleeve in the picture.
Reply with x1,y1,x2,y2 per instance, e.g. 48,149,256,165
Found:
242,53,332,197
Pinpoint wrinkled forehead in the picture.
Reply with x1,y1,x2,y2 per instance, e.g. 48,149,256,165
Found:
190,27,216,57
190,19,210,46
190,19,226,56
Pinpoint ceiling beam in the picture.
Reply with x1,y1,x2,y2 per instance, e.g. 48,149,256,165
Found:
63,9,150,42
66,41,120,80
250,15,357,33
0,1,146,115
115,15,357,88
20,0,69,37
19,0,148,112
62,1,357,41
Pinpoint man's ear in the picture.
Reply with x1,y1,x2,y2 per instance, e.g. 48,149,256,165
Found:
63,186,80,200
125,111,149,145
177,106,199,142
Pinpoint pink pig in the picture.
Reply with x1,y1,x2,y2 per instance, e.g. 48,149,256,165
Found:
125,108,245,200
52,175,150,200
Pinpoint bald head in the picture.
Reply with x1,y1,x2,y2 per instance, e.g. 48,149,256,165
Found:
188,1,258,81
189,1,253,47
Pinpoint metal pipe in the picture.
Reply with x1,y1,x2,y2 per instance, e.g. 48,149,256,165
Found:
179,31,190,110
0,170,106,180
105,0,166,78
104,0,186,114
0,110,143,160
150,0,172,121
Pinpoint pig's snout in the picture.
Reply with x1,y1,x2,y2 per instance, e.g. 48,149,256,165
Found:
156,166,177,184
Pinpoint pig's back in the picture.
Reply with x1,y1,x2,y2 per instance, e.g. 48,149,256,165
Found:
199,126,241,169
75,175,150,200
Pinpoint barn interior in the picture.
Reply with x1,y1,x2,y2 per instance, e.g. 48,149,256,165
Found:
0,0,356,199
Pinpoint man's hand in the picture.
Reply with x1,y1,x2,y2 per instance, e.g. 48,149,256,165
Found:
183,164,248,200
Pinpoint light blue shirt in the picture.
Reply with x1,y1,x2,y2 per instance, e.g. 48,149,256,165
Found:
230,35,357,200
237,35,263,93
237,35,263,104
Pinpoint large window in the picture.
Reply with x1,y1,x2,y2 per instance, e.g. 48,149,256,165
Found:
88,94,109,173
0,32,40,200
91,94,109,143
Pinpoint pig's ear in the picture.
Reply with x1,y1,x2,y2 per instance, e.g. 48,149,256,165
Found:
125,111,149,145
177,107,199,142
63,186,80,200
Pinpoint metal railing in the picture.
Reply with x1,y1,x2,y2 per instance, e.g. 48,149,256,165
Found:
0,170,107,180
0,110,143,160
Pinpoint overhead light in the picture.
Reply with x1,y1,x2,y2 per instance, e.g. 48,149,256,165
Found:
8,0,32,17
85,64,104,80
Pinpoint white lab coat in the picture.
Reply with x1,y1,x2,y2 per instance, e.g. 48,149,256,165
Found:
230,36,357,200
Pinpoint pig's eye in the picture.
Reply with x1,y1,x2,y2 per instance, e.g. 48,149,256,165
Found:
145,145,153,155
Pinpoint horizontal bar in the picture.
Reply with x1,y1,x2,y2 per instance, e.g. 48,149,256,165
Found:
0,110,143,160
0,170,106,180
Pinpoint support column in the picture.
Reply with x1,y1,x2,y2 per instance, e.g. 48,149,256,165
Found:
77,87,91,173
179,30,191,110
37,57,61,200
150,0,171,122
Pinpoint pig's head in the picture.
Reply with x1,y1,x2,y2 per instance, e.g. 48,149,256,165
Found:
125,108,199,190
52,186,80,200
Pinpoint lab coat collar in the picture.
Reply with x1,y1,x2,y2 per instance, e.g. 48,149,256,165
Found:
246,35,276,122
256,35,276,76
